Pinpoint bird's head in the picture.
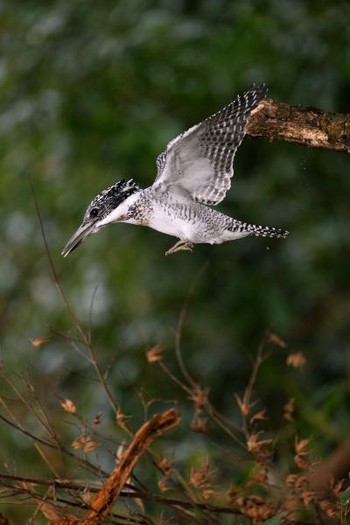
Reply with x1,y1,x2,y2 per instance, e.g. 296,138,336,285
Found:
61,178,141,256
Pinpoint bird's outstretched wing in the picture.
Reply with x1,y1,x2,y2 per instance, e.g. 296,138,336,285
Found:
153,84,267,206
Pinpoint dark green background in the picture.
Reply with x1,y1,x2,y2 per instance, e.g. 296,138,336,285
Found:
1,0,350,521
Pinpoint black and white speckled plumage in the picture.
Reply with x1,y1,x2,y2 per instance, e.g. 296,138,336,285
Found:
85,179,141,221
153,83,267,206
62,84,289,257
126,187,287,246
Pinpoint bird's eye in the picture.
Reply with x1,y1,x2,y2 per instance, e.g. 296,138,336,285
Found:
89,207,99,218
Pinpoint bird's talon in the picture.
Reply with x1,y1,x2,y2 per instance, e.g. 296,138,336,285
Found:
165,240,193,256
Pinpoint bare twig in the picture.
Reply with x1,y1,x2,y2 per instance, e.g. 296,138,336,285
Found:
174,262,209,388
30,181,134,433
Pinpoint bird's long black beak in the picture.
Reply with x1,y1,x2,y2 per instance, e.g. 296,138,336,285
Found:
61,222,95,257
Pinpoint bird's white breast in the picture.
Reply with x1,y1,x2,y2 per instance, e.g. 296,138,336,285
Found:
147,204,194,239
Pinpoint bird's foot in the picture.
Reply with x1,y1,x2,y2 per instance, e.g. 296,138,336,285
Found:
165,239,194,256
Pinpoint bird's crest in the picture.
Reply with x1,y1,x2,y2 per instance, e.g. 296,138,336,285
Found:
85,178,141,222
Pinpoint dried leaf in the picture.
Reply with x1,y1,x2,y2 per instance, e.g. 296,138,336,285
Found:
82,487,92,504
302,490,316,506
72,436,85,450
287,352,306,368
203,487,215,500
190,417,208,433
250,409,267,424
294,474,307,490
235,495,276,522
235,394,250,417
319,498,339,518
116,408,129,431
82,438,98,453
72,435,98,453
268,332,287,348
285,474,298,487
158,457,173,478
146,344,163,363
331,479,344,495
247,432,272,457
30,336,50,348
93,411,103,425
190,386,209,410
295,437,310,456
283,398,295,422
189,458,215,498
158,477,170,493
61,398,76,414
247,468,269,487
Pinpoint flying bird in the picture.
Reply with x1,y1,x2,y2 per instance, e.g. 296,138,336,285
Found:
62,84,288,257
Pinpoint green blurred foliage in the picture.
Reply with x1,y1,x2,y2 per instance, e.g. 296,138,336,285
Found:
1,0,350,521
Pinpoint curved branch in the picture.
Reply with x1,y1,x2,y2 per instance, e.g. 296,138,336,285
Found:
49,409,180,525
247,98,350,153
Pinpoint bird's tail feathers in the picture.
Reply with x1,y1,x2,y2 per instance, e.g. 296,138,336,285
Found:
229,220,289,239
247,223,289,239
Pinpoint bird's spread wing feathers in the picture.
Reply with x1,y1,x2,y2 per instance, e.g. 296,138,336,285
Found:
153,84,267,206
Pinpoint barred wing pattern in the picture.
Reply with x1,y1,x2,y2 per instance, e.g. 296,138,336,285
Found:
154,84,267,206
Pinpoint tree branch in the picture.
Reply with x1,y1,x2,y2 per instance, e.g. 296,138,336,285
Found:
247,98,350,153
49,408,180,525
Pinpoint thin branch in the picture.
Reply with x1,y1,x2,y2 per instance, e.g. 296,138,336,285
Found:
30,181,89,346
174,262,209,389
0,472,316,525
247,98,350,152
30,181,131,430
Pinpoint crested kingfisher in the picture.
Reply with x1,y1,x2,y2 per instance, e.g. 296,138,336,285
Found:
62,84,288,257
